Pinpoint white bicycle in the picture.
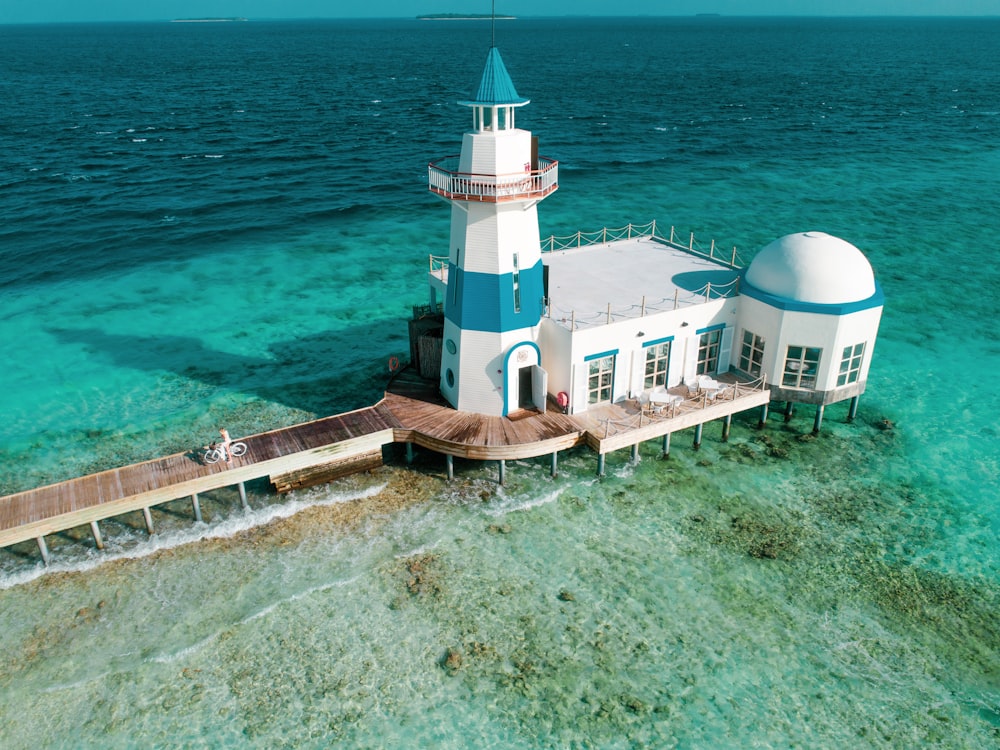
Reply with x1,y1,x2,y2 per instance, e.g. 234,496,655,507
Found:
204,441,247,464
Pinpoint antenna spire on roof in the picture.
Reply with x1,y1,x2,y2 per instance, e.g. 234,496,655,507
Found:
491,0,496,48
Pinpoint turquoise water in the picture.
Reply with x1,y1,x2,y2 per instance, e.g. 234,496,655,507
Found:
1,17,998,748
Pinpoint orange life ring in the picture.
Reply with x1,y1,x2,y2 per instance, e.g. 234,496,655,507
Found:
388,356,400,373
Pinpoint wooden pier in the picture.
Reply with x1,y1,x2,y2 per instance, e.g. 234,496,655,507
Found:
0,368,770,562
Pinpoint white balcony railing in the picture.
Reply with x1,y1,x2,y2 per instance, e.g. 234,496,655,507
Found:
428,156,558,203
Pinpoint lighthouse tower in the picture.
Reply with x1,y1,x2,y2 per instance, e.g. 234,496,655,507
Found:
428,47,558,415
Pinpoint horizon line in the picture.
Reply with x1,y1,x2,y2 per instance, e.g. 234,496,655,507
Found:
3,13,999,25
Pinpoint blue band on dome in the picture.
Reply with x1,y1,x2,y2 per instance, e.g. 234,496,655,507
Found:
741,276,884,315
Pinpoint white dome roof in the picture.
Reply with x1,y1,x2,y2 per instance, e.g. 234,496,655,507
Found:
745,231,876,305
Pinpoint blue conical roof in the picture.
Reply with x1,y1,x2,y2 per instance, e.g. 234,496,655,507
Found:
459,47,529,107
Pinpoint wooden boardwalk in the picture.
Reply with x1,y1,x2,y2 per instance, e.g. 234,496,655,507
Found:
0,367,770,559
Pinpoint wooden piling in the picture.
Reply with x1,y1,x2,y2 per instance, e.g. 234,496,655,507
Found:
237,482,249,510
722,414,732,442
36,536,50,566
141,507,154,535
89,520,104,550
191,493,203,523
630,443,639,463
661,432,671,458
693,423,703,450
596,453,605,477
498,459,506,486
550,451,558,478
446,454,454,480
406,442,414,464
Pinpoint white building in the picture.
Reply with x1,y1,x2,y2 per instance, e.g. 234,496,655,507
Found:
424,47,883,428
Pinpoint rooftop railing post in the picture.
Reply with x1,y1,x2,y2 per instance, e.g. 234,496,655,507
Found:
689,232,694,251
731,246,737,267
710,239,716,259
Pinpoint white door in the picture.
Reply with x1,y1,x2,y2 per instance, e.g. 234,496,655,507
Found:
531,365,547,414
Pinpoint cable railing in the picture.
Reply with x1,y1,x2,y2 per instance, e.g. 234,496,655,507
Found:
429,254,449,280
425,220,746,330
540,219,746,269
547,275,741,332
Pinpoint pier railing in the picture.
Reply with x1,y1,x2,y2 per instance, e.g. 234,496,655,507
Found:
428,155,559,203
594,374,768,439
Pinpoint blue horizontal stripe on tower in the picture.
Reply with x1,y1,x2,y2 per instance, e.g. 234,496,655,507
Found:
444,259,544,333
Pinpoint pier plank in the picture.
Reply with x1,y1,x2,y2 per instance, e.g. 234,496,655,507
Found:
1,376,769,553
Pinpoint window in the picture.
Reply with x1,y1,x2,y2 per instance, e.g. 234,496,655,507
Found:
697,328,723,375
837,343,865,386
512,253,521,313
739,330,765,377
782,346,822,388
587,355,615,404
644,340,672,389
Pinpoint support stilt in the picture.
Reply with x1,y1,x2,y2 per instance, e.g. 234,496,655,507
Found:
191,493,203,523
237,481,249,510
446,454,454,481
36,536,51,566
847,395,859,423
142,507,154,535
693,423,703,451
722,414,732,442
406,442,414,465
597,453,606,477
813,404,825,434
630,443,639,463
550,451,558,478
498,459,506,486
90,520,104,550
784,401,795,422
661,432,671,458
758,403,769,429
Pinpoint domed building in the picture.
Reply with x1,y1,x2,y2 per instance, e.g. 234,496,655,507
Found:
738,231,884,427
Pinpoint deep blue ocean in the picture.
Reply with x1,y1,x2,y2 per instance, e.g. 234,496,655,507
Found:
1,17,998,748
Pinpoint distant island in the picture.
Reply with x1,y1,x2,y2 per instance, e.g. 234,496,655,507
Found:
417,14,516,20
171,17,249,23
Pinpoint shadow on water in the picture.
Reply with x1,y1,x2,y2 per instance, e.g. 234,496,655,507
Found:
46,322,408,416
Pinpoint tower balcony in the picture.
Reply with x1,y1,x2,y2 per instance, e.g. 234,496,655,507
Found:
428,156,558,203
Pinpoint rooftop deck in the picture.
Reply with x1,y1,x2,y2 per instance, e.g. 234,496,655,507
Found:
544,235,742,330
